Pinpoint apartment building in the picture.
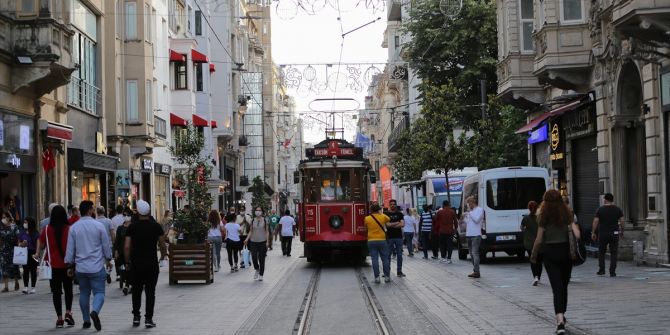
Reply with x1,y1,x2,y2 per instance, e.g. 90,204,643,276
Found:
498,0,670,263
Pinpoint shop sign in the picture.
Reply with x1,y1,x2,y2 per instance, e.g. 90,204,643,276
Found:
19,125,30,151
528,124,548,144
564,106,596,140
141,159,153,171
132,169,142,184
550,122,565,164
6,154,20,168
115,170,130,187
154,163,171,175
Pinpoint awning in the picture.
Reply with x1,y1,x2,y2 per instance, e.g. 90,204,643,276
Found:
192,114,209,127
169,49,185,62
211,120,218,128
45,121,73,141
191,49,209,63
170,113,187,127
515,99,584,134
209,63,216,72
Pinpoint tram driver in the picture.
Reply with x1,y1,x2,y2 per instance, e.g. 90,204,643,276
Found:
321,179,336,201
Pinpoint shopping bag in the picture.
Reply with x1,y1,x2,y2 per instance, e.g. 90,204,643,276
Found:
13,246,28,265
40,226,53,280
39,262,52,280
242,248,250,267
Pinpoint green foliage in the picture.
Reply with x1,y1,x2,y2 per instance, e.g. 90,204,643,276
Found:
249,176,270,214
393,0,527,181
169,124,212,243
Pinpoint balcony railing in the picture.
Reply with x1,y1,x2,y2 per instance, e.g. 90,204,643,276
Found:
388,116,409,153
68,77,100,115
154,116,167,138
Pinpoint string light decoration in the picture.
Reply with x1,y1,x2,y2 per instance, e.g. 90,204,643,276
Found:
274,0,386,20
439,0,463,18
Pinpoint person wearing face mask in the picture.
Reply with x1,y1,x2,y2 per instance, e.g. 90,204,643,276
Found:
463,196,484,279
18,217,40,293
244,207,270,281
0,211,21,292
237,211,251,268
114,209,133,295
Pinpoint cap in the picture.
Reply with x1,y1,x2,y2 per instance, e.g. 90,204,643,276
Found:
137,200,151,216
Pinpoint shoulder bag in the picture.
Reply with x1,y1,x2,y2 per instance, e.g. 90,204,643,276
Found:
40,226,52,280
567,224,586,266
370,214,387,240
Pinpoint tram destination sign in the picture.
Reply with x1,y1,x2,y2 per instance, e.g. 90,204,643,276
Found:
306,140,363,159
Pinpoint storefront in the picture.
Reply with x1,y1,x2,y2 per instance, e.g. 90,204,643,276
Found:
67,148,117,209
528,124,550,169
0,110,37,220
114,169,131,209
548,120,566,193
132,158,153,207
154,163,171,219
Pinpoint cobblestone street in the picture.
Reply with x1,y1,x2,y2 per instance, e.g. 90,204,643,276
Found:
1,241,669,334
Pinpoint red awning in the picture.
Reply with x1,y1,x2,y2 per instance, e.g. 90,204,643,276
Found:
209,63,216,72
211,120,217,128
192,114,209,127
169,49,185,62
515,99,584,134
191,49,209,63
46,122,73,141
170,113,187,127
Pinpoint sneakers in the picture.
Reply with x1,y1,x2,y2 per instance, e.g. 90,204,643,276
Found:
90,311,101,331
431,256,438,260
145,318,156,328
397,272,406,277
253,271,259,280
82,321,91,329
22,287,28,294
258,275,263,281
446,259,452,264
214,266,219,273
56,319,64,328
610,272,617,277
64,313,75,326
532,277,539,286
106,273,112,284
384,276,391,283
29,288,36,294
234,265,239,272
133,315,141,327
123,286,129,296
231,267,235,273
555,322,566,334
422,256,428,260
468,272,481,278
597,270,605,276
374,277,381,284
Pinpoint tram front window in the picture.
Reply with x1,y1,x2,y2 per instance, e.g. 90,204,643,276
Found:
305,169,361,202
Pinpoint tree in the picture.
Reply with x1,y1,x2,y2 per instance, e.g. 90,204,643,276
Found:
170,124,212,243
249,176,270,214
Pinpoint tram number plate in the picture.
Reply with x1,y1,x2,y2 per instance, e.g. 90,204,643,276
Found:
496,235,516,241
184,260,194,266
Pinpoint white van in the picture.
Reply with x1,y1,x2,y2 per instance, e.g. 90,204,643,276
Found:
457,167,550,260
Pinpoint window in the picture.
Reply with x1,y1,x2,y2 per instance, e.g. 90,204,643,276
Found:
195,10,202,35
115,0,122,37
116,78,121,123
304,168,363,203
187,6,192,33
561,0,582,22
154,116,167,138
145,80,152,124
68,30,99,115
168,0,177,32
394,35,400,51
126,80,138,122
538,0,545,27
144,4,152,42
195,63,203,91
485,178,545,210
519,0,534,52
173,60,187,89
17,0,38,17
125,2,137,39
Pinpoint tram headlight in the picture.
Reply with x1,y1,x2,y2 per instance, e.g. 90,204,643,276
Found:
329,215,343,229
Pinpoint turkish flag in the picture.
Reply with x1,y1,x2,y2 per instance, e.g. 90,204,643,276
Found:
42,147,56,172
283,139,291,149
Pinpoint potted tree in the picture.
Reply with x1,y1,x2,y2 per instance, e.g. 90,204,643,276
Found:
168,123,214,285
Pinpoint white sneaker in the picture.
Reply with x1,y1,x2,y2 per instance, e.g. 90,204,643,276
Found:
253,271,259,280
440,259,447,263
29,288,36,294
374,277,381,284
446,259,452,264
532,277,539,286
258,276,263,281
22,287,28,294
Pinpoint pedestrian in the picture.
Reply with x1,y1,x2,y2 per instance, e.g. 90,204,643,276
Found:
34,205,75,328
114,210,132,295
0,211,21,292
364,203,391,283
39,203,60,232
384,200,405,277
278,210,296,256
521,201,542,286
224,216,242,272
402,208,417,257
67,206,80,225
591,193,624,277
238,212,251,269
207,210,224,272
268,210,280,251
244,207,270,281
64,200,113,331
463,196,484,278
18,217,40,293
418,205,434,259
160,210,171,236
531,189,581,335
96,206,114,285
435,200,458,264
124,200,167,328
224,206,237,224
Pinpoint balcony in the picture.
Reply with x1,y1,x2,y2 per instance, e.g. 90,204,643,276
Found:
388,115,409,153
67,78,101,116
154,116,167,139
497,54,544,110
533,23,592,90
613,0,670,45
387,0,401,21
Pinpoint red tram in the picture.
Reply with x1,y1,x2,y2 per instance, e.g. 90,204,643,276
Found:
294,139,375,262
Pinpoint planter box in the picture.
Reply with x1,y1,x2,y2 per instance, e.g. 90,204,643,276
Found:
168,243,213,285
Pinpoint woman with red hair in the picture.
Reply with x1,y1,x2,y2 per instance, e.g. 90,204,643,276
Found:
521,200,542,286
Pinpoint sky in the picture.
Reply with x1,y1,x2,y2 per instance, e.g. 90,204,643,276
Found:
270,1,388,144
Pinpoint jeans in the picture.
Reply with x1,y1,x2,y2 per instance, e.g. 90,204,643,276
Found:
387,238,403,273
439,233,454,259
420,232,432,258
542,243,572,314
598,233,619,274
76,268,107,320
467,236,482,273
281,235,293,256
368,240,390,278
50,268,73,317
208,236,223,269
403,232,414,255
131,265,159,318
226,240,240,267
249,241,267,276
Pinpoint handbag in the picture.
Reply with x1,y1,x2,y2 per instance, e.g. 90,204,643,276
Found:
13,246,28,265
40,226,53,280
567,225,587,266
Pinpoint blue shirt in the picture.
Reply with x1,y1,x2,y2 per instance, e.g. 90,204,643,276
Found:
64,216,112,274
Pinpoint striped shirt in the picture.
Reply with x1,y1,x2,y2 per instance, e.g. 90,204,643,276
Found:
419,212,433,232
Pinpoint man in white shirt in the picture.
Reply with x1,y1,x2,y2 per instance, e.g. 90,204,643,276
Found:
110,205,125,235
402,208,418,257
278,210,297,257
464,196,484,278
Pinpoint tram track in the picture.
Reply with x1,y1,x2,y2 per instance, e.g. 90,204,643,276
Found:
293,266,393,335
